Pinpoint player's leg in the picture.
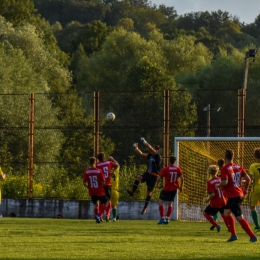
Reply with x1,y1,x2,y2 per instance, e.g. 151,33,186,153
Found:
104,186,111,222
127,174,144,196
141,175,157,215
231,197,257,242
219,206,230,232
249,192,260,231
203,206,221,232
157,191,166,224
91,197,101,223
224,201,238,241
111,189,119,222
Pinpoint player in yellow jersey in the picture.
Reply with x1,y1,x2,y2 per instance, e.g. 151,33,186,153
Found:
249,148,260,232
109,156,120,222
0,166,6,217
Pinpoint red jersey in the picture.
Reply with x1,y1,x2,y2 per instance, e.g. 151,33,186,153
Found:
83,167,105,196
220,163,246,198
160,165,183,191
96,161,115,186
207,177,227,208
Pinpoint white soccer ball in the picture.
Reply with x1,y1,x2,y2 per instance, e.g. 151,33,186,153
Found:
106,112,116,121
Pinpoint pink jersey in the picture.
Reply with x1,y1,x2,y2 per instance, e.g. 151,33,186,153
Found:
207,177,227,208
160,165,183,191
96,161,115,186
83,167,105,196
220,163,246,198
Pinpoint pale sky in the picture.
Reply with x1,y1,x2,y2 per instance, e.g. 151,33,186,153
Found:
151,0,260,24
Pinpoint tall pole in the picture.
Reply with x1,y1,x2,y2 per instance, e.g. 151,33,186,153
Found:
28,94,35,199
163,90,170,167
206,104,210,138
93,92,100,157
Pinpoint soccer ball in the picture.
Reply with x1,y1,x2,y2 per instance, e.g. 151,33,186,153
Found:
106,112,116,121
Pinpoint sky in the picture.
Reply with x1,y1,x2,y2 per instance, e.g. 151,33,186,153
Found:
151,0,260,24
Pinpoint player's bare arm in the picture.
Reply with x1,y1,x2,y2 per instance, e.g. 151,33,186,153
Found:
108,156,119,169
242,173,251,197
141,137,157,155
205,192,215,203
133,142,148,159
215,178,227,189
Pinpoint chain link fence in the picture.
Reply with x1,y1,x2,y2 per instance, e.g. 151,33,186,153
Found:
0,89,259,199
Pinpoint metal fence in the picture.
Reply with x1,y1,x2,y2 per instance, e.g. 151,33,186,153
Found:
0,89,259,199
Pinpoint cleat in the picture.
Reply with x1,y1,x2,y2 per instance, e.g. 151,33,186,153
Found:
106,215,110,222
141,208,147,215
227,235,238,242
250,236,258,242
217,225,221,233
112,218,116,222
254,227,260,233
127,190,133,196
95,215,101,223
116,215,119,220
100,216,103,222
210,225,215,231
157,219,166,224
165,219,169,224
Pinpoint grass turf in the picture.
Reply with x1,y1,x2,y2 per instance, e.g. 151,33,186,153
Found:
0,218,259,260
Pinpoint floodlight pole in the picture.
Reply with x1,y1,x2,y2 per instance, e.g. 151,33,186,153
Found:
206,104,210,137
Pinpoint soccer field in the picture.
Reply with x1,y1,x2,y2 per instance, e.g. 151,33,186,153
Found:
0,218,259,260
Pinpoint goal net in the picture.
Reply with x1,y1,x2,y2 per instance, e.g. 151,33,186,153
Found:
173,137,260,222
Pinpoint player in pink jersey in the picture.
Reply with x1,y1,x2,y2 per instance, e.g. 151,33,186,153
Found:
156,155,184,224
203,164,231,232
215,149,257,242
83,157,107,223
96,152,119,222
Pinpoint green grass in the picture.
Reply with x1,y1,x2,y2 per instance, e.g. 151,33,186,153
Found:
0,218,260,260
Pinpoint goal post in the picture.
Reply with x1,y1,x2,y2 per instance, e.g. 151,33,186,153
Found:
173,137,260,221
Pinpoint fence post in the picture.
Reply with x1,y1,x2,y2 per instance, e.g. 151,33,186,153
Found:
28,94,35,199
163,90,170,166
93,92,100,157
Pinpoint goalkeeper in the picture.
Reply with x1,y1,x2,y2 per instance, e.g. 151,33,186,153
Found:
127,137,161,215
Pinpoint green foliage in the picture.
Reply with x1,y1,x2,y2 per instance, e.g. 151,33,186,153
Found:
2,175,27,198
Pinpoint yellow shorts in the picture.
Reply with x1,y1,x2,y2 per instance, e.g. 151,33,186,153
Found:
111,189,119,207
249,192,260,206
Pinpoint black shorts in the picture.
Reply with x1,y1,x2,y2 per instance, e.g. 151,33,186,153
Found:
225,197,244,217
140,172,158,192
103,186,111,199
91,195,108,205
204,205,225,216
159,190,177,202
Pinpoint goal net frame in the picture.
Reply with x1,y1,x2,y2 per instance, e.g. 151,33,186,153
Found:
173,137,260,221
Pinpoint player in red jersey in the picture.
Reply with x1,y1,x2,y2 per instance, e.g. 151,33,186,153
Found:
83,157,107,223
203,164,231,232
215,149,258,242
96,152,119,222
156,155,184,224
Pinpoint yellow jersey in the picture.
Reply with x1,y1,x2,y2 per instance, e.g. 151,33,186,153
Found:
111,167,119,191
249,162,260,193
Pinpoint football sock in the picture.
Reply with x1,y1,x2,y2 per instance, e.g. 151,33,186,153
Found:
204,213,217,226
226,215,236,236
112,208,117,219
94,208,99,215
251,210,260,228
239,218,255,239
159,205,165,218
213,213,218,221
106,201,111,216
143,195,151,209
166,206,173,218
132,180,140,193
221,214,230,232
99,204,106,217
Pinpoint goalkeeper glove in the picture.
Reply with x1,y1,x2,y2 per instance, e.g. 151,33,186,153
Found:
140,137,147,145
133,143,138,149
